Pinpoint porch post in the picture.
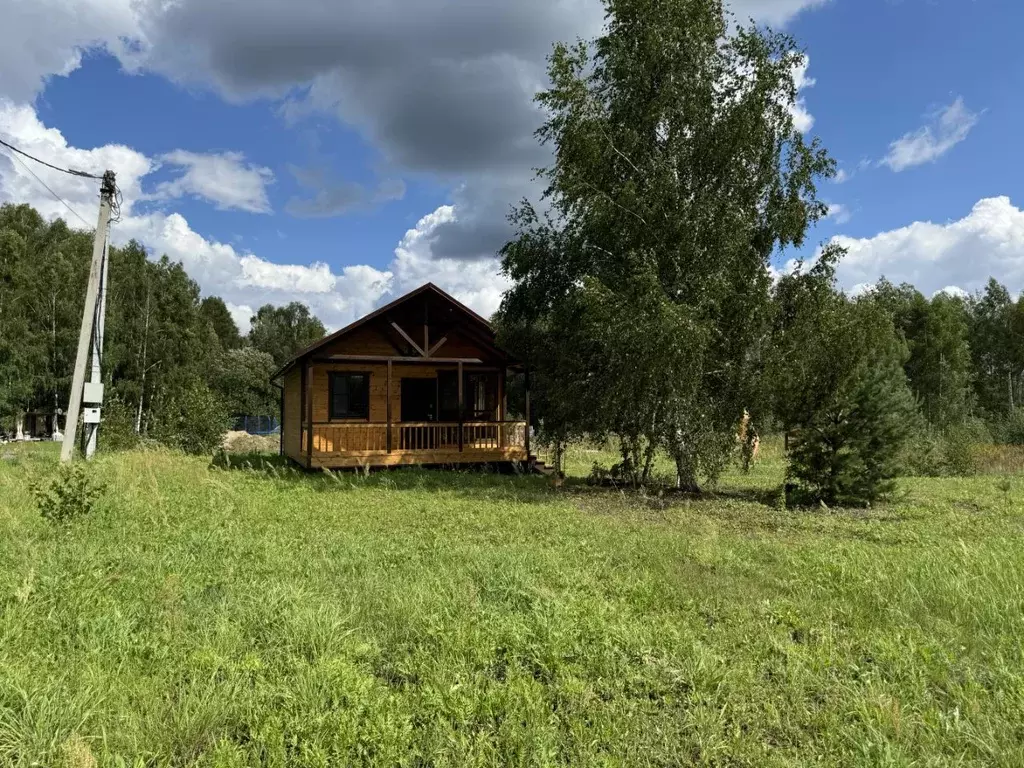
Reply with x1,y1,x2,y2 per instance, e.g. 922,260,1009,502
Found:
278,384,284,457
299,364,306,461
305,360,314,469
498,368,506,448
524,367,531,458
458,361,464,452
386,359,393,453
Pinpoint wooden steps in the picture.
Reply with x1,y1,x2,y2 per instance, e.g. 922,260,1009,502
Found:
529,456,559,477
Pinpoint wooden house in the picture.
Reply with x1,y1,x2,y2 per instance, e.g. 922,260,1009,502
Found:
273,283,533,470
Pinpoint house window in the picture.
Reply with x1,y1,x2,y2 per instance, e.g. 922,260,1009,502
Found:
466,373,497,420
329,372,370,420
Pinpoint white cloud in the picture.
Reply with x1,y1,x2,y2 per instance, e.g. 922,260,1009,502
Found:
226,302,254,335
833,168,850,184
934,286,969,300
832,196,1024,296
881,97,980,172
150,150,274,213
0,0,140,103
826,202,852,225
790,56,815,133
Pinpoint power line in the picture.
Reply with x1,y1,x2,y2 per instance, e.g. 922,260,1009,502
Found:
5,149,93,228
0,136,103,180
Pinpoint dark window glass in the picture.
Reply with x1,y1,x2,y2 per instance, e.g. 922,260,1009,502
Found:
438,371,459,421
329,373,370,420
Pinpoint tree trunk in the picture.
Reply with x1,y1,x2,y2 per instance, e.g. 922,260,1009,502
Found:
673,450,700,493
136,283,152,434
641,437,657,486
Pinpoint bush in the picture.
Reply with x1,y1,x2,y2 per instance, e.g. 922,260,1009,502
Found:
150,383,232,455
31,463,105,525
900,419,990,477
940,419,991,476
992,409,1024,446
99,398,141,452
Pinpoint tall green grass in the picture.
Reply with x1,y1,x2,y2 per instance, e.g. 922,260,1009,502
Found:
1,443,1023,765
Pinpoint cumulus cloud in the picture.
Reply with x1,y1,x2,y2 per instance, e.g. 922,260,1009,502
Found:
226,302,255,335
391,206,511,318
122,0,824,261
832,197,1024,296
0,0,140,103
150,150,274,213
826,202,852,225
789,56,816,133
881,97,980,172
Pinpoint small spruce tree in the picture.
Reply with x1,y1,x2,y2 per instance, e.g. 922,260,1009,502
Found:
785,299,918,506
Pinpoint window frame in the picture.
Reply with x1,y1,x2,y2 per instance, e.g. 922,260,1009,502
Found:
327,371,371,422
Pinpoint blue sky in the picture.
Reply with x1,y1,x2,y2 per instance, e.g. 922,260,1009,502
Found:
1,0,1022,329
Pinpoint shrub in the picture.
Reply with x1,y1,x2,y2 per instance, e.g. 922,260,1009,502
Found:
900,419,989,477
940,419,991,476
31,463,106,525
150,383,232,455
898,424,946,477
99,398,141,452
992,408,1024,446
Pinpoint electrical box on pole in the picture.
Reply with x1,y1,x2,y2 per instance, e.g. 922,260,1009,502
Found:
61,170,116,463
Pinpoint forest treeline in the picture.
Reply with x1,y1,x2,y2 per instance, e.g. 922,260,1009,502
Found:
0,203,326,451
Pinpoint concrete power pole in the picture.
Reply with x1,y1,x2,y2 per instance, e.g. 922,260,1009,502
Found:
61,170,116,463
84,233,111,458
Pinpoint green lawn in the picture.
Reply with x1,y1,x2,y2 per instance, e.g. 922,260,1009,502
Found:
1,443,1023,766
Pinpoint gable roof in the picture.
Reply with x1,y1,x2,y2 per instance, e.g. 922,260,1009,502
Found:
272,282,504,379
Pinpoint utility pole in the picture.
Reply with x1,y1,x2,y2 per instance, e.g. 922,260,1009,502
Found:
61,170,116,463
84,234,111,458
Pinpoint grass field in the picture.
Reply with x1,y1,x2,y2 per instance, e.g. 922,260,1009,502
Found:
1,442,1023,766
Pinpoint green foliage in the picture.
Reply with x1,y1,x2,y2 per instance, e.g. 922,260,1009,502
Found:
199,296,243,350
969,279,1024,417
871,280,975,428
150,381,232,455
248,302,327,368
98,398,142,452
30,462,105,525
993,408,1024,446
938,419,992,477
500,0,834,491
213,347,278,417
787,347,918,506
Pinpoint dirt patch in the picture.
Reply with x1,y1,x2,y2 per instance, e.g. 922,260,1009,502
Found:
222,431,279,454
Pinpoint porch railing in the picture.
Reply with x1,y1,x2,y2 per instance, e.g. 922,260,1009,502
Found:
303,421,527,456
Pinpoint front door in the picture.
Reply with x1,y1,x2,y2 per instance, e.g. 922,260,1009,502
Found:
401,377,438,450
401,378,437,423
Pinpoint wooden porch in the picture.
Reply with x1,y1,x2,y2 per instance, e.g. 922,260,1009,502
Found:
300,420,529,469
